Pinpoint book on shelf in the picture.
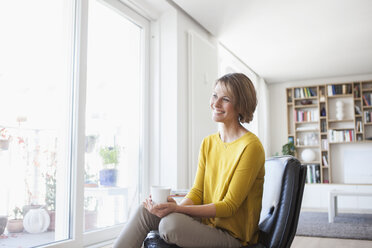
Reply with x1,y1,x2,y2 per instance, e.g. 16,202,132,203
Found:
309,88,314,96
294,87,316,98
327,84,352,96
355,105,362,115
327,85,333,96
342,84,347,94
321,121,327,132
322,155,328,167
293,109,319,122
362,95,370,106
305,164,321,184
354,85,360,98
356,121,363,132
329,129,355,142
364,111,371,123
321,139,328,150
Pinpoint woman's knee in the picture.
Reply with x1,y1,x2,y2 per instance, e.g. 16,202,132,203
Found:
158,213,185,243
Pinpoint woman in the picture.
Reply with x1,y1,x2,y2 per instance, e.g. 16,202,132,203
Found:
114,73,265,248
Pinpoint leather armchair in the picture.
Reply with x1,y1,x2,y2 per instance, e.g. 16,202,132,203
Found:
144,156,306,248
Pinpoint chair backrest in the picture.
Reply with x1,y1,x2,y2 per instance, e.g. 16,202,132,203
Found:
257,156,306,248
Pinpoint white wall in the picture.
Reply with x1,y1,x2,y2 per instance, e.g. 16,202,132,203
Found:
187,32,218,187
175,9,219,189
146,3,220,191
268,73,372,211
158,8,179,190
257,77,270,154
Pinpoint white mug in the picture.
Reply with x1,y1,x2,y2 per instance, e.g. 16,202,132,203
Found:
151,186,171,204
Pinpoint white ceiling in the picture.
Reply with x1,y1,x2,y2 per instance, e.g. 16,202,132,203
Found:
172,0,372,83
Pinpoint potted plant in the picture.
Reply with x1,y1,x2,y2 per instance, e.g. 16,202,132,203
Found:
0,128,10,150
282,141,295,156
84,172,99,188
6,207,23,233
99,146,120,187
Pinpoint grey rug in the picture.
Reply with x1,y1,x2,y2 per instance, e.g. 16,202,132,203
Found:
296,211,372,240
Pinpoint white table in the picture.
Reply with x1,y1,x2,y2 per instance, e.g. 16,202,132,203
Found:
328,190,372,223
85,186,129,224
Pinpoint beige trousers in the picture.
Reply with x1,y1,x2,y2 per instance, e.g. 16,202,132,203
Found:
113,205,241,248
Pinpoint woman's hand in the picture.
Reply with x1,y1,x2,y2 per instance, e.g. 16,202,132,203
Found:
143,196,178,218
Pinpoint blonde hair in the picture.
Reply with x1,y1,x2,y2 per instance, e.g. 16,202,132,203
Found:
215,73,257,123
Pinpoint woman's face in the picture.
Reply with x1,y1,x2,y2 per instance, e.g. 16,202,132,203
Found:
210,82,239,125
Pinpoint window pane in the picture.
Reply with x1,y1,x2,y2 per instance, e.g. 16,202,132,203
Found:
84,0,142,231
0,0,74,246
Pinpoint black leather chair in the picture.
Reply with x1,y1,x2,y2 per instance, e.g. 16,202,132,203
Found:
144,156,306,248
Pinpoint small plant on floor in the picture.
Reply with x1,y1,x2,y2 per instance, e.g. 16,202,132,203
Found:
12,207,23,220
7,206,24,233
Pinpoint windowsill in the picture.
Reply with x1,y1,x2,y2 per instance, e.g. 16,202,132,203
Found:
85,239,115,248
0,231,56,248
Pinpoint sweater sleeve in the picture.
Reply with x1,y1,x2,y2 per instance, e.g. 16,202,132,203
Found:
214,141,265,217
185,139,207,205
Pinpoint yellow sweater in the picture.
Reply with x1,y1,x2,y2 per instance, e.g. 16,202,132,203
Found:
186,132,265,245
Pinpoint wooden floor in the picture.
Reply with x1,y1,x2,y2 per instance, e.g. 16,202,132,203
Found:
292,236,372,248
100,236,372,248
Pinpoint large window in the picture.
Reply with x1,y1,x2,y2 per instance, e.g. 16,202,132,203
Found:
0,0,74,246
83,0,143,232
0,0,149,247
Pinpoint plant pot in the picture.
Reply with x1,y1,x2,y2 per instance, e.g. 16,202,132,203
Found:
48,210,55,231
0,216,7,235
0,139,9,150
84,182,99,188
7,219,23,233
84,210,98,231
99,169,118,187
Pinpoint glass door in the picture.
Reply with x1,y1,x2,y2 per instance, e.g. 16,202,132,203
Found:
83,0,146,232
0,0,74,247
0,0,149,246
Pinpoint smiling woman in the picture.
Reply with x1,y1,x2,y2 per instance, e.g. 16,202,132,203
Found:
114,73,265,248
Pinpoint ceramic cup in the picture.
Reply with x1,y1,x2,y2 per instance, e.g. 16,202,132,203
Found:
151,186,171,204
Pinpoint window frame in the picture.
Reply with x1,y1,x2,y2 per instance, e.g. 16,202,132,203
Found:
42,0,150,247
